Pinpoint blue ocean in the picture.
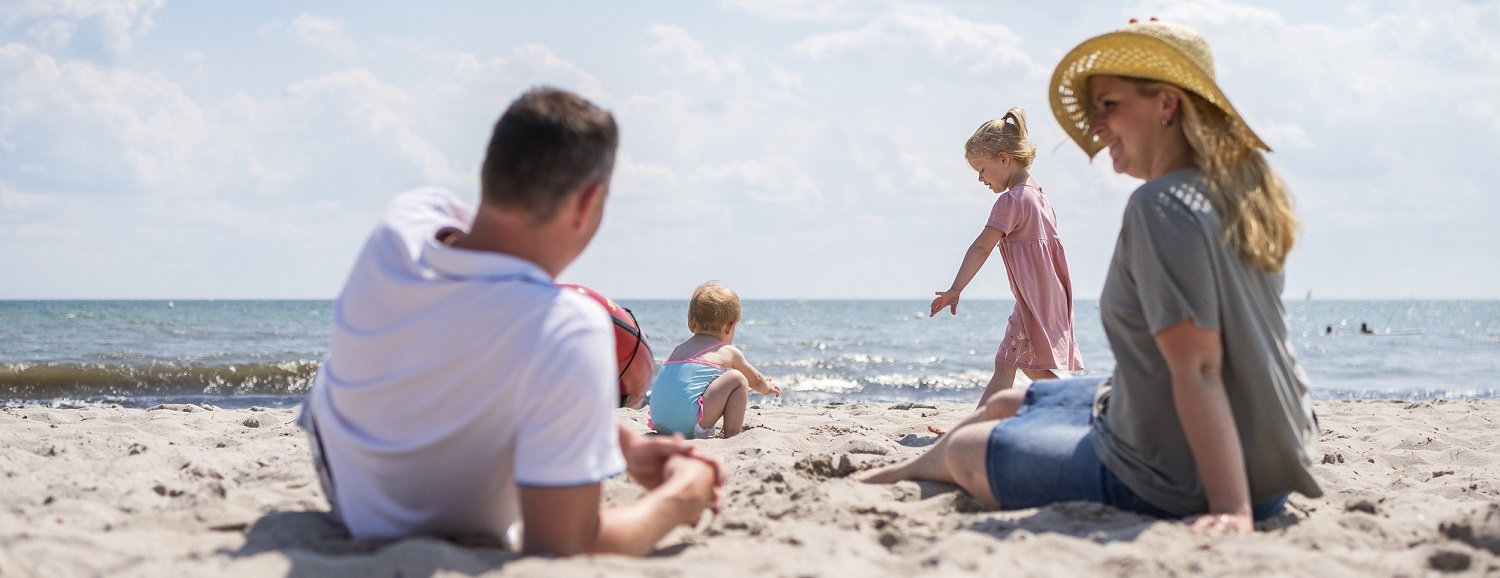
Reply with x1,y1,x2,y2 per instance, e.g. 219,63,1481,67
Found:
2,299,1496,409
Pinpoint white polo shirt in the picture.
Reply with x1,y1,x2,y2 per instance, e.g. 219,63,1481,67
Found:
302,187,624,541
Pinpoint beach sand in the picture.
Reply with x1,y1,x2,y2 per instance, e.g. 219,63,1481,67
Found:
2,400,1497,577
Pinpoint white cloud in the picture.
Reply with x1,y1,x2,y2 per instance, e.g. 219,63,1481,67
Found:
1,1,1496,299
647,24,748,82
0,180,50,210
720,0,874,22
0,0,165,54
1251,117,1312,151
24,19,75,46
181,50,203,75
1142,0,1283,29
506,44,612,101
766,62,804,93
0,43,209,193
691,157,822,205
793,3,1039,75
1,32,629,205
262,12,357,59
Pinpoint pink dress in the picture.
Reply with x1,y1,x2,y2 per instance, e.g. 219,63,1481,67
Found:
985,182,1084,371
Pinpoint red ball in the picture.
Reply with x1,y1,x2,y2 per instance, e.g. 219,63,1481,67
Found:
557,284,655,407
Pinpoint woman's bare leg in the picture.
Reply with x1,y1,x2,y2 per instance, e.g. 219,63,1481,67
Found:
859,389,1025,485
857,418,1002,508
941,421,1002,507
698,369,748,437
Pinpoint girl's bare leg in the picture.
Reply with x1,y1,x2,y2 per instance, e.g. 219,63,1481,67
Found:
976,362,1020,408
698,369,748,437
1021,368,1060,380
929,362,1024,436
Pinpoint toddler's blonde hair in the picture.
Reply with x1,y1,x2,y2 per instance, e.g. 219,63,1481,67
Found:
965,107,1036,168
688,282,740,333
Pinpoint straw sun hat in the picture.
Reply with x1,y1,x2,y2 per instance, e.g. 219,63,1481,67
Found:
1048,19,1270,159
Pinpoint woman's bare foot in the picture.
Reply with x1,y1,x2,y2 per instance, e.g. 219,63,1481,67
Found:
854,461,911,484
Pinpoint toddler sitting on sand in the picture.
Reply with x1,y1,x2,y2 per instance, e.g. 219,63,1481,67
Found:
650,282,779,438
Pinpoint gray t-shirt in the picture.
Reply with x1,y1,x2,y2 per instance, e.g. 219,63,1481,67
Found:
1092,169,1323,517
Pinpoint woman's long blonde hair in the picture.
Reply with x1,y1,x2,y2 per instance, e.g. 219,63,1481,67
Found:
1133,80,1297,273
965,107,1036,168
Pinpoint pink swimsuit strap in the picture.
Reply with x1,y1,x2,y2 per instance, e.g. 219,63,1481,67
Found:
664,342,728,369
687,342,725,360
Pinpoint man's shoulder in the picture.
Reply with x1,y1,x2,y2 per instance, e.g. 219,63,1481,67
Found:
474,285,611,353
381,187,473,230
550,288,612,333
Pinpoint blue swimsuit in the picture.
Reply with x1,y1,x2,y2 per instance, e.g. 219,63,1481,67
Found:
649,343,726,437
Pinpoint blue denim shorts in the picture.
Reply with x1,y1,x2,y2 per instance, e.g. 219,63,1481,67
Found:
985,376,1287,521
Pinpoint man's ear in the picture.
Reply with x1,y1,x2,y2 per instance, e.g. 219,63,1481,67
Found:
567,180,604,229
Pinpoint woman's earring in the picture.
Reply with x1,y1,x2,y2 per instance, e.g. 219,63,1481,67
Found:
1161,118,1171,127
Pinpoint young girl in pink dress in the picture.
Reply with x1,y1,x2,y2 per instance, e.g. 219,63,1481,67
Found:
932,107,1084,410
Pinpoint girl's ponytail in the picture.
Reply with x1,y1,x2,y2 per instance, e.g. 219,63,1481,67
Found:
1002,107,1029,139
967,107,1037,168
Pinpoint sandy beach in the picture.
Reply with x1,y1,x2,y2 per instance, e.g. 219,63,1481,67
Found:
2,399,1497,577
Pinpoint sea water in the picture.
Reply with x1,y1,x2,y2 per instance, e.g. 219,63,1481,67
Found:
2,299,1496,409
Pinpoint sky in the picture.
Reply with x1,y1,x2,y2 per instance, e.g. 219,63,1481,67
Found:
1,0,1497,300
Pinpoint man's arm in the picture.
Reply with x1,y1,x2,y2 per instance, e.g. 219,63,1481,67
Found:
519,455,716,557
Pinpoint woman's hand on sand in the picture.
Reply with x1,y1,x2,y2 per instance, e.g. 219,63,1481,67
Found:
1185,512,1253,537
931,290,961,317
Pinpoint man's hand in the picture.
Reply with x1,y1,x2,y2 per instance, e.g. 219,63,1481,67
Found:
619,425,726,512
523,444,726,557
660,454,719,525
622,431,692,489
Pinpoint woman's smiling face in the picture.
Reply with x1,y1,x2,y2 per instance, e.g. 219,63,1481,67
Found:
1087,74,1166,180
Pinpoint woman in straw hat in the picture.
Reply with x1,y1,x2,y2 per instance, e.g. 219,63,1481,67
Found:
860,20,1321,536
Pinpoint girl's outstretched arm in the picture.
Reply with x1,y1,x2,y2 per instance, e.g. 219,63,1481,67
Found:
727,346,779,397
932,226,1005,316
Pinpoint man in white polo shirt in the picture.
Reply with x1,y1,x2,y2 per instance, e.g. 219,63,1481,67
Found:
300,87,721,556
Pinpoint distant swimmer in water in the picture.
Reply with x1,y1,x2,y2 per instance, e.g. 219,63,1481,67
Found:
1360,322,1375,335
